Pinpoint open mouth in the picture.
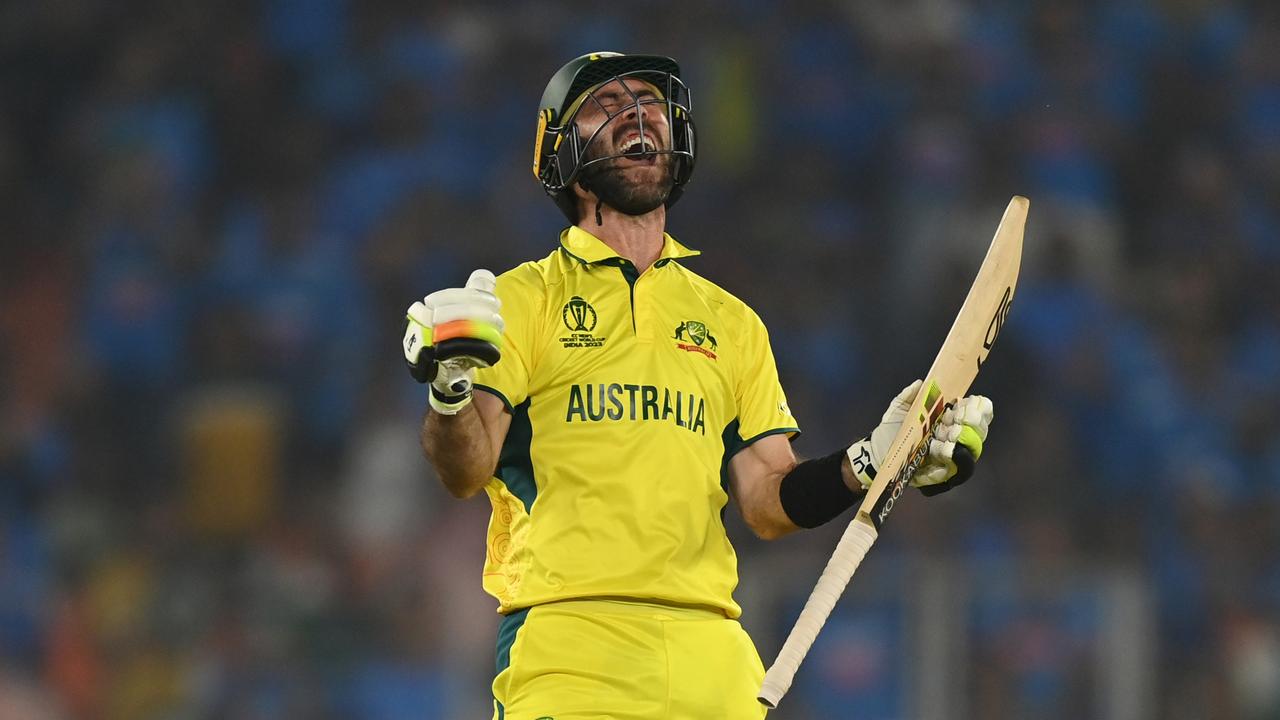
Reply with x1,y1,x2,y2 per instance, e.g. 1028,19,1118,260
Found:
618,134,658,158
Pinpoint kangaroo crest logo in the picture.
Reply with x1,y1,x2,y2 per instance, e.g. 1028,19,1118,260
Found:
562,296,597,332
559,296,605,348
674,320,718,359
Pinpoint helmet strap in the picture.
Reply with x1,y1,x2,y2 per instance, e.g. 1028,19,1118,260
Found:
576,171,601,226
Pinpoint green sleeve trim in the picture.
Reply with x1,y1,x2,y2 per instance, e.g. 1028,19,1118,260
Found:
719,423,801,520
722,425,802,467
473,384,514,412
738,426,802,452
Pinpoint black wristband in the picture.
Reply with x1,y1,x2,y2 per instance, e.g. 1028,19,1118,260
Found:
779,449,858,529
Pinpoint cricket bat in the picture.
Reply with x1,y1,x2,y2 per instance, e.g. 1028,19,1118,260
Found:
758,196,1028,708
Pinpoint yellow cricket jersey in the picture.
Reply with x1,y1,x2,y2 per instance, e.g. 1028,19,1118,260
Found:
473,226,799,619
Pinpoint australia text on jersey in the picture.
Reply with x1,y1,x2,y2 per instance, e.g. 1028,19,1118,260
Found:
565,383,706,435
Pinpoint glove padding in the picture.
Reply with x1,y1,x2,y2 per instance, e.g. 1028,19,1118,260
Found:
912,395,993,495
846,380,923,490
403,269,504,414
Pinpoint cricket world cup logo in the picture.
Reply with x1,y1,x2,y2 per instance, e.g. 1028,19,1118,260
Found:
558,296,605,348
563,296,597,332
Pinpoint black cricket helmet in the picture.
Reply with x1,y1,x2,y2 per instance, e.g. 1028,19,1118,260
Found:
532,52,697,223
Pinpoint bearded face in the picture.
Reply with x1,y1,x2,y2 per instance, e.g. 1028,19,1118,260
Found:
572,78,677,218
578,138,675,216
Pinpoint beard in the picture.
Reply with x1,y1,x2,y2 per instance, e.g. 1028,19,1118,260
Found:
577,144,675,217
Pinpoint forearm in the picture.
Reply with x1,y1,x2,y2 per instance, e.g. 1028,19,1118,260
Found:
731,435,868,540
737,463,802,541
738,453,865,539
771,448,869,532
422,404,497,498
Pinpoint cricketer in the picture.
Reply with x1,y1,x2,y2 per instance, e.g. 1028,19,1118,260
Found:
402,52,995,719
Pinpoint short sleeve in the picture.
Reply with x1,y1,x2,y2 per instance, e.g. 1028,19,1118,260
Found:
473,267,542,411
732,306,800,443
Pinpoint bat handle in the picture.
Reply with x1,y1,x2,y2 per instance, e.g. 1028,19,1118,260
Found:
758,515,879,708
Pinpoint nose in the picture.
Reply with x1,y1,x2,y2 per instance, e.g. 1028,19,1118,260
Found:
624,97,649,123
622,98,664,140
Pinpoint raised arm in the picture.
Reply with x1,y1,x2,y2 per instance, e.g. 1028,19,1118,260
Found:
423,389,511,498
403,269,511,499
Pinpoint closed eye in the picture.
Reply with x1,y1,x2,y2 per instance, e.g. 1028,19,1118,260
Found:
593,89,659,113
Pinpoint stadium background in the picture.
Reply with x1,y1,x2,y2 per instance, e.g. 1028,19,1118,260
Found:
2,0,1278,718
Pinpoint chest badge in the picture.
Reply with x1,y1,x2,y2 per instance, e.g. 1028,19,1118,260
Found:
673,320,718,360
559,296,606,348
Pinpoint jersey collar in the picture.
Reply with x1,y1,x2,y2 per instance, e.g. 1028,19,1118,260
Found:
560,225,701,266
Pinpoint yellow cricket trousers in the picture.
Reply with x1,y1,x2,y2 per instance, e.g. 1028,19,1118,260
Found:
492,599,768,719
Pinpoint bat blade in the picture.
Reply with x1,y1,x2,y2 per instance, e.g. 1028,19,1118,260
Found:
860,195,1026,529
758,196,1028,708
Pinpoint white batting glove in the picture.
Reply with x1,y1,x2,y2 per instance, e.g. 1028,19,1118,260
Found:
846,380,923,491
911,395,994,495
403,269,504,415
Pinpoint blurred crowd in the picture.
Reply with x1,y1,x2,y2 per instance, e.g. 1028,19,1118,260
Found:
1,0,1279,718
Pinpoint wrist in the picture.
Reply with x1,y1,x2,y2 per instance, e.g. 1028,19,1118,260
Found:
429,385,473,415
429,361,476,415
845,438,877,491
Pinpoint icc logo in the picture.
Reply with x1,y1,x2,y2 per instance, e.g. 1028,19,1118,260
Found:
562,296,598,332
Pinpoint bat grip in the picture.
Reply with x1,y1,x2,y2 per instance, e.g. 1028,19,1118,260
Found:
757,516,879,708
